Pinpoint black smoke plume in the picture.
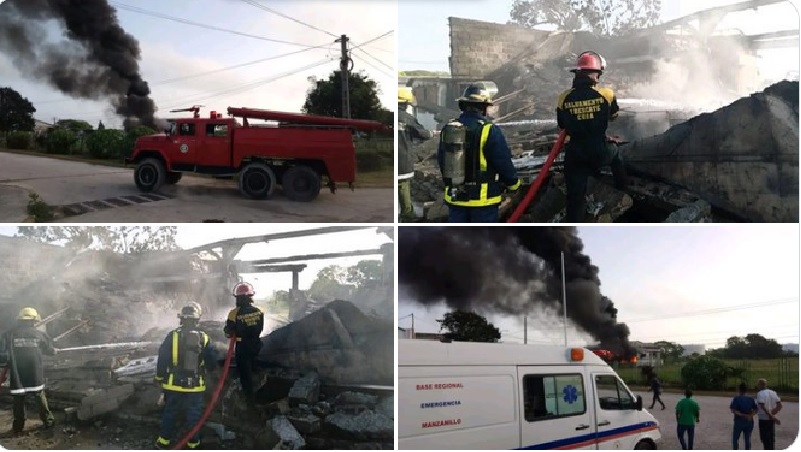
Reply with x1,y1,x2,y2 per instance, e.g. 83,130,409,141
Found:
398,227,632,356
0,0,157,129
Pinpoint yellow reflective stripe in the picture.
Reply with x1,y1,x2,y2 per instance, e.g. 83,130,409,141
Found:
443,188,503,207
171,331,178,366
478,123,491,171
161,383,206,393
187,441,201,449
156,437,171,445
509,179,521,191
202,333,209,347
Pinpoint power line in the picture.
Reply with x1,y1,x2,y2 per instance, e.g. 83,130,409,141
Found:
349,30,394,52
351,53,393,78
30,44,335,104
622,297,798,323
353,48,393,72
109,1,324,48
238,0,338,39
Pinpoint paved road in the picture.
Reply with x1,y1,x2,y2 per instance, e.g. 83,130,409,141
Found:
0,152,393,223
635,391,799,450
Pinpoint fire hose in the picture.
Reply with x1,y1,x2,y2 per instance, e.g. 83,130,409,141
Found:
506,130,567,223
170,336,236,450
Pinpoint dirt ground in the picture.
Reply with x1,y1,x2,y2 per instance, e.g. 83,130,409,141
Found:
638,392,799,450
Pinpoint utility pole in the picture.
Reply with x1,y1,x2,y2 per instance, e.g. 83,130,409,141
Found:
523,316,528,344
562,251,568,347
411,313,415,339
336,34,351,119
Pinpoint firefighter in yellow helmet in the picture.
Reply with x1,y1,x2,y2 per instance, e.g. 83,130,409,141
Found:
438,84,520,222
0,307,56,436
557,51,629,222
224,282,264,408
398,87,432,222
154,304,218,450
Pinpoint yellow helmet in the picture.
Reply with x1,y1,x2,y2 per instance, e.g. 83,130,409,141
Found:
398,87,414,105
17,307,40,321
457,84,493,105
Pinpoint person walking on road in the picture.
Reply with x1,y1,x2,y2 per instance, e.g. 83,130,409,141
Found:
648,373,666,410
730,382,758,449
755,378,783,450
675,388,700,450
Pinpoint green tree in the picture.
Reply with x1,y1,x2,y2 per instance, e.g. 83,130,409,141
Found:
86,129,125,159
15,226,178,253
302,70,391,122
509,0,662,35
56,119,93,133
0,87,36,134
680,355,732,390
307,259,384,302
437,311,501,343
654,341,684,363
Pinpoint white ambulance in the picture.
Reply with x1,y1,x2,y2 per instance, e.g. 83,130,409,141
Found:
398,339,661,450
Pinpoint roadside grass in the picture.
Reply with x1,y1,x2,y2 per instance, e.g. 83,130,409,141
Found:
0,147,129,169
354,168,394,188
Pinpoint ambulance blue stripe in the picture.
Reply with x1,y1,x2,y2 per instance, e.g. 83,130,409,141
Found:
517,421,658,450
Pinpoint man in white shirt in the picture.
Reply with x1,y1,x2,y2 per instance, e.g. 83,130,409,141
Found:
755,378,783,450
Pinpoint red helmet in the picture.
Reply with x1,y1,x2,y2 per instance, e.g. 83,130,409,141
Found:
233,282,255,297
571,51,605,73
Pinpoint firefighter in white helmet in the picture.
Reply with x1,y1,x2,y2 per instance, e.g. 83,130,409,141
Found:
154,304,218,449
224,282,264,408
1,307,56,435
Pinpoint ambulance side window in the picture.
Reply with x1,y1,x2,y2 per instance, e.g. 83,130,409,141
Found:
595,375,635,411
523,373,585,422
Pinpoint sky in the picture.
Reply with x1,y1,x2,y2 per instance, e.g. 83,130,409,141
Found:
397,225,801,349
0,0,396,128
398,0,800,83
0,225,393,297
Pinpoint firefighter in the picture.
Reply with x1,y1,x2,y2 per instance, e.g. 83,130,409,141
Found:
154,303,218,450
557,51,629,223
224,282,264,407
398,87,432,222
438,84,520,223
0,307,56,436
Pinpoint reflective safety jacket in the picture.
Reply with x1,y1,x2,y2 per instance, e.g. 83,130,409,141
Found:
155,327,217,393
1,324,56,395
398,109,432,177
556,80,619,165
437,110,520,207
224,304,264,346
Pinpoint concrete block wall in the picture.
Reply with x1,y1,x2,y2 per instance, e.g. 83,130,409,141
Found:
448,17,550,77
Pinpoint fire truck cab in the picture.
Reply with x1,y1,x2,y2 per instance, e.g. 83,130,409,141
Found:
399,340,661,450
127,106,388,202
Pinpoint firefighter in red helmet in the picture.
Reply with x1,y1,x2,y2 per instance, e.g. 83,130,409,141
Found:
224,282,264,408
557,51,628,222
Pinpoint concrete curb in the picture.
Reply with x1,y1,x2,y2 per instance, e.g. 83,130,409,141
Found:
0,184,33,223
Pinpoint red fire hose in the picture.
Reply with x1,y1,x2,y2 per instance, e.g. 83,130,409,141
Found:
171,336,236,450
506,130,567,223
0,368,6,387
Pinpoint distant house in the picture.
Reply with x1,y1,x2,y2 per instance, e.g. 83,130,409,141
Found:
681,344,707,357
33,119,54,134
397,328,444,341
781,343,799,354
630,341,664,367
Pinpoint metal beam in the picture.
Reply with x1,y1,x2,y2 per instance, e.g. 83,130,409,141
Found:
235,264,308,273
246,249,383,266
179,226,376,255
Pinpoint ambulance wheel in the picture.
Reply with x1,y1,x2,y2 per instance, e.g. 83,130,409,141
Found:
239,162,276,199
165,171,182,185
282,165,321,202
134,158,166,192
634,440,655,449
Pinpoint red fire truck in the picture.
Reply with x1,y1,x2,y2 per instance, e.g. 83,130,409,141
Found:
125,106,389,202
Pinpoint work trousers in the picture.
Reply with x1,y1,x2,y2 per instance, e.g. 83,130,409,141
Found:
733,420,754,449
649,392,665,409
235,341,261,402
758,419,777,450
564,143,628,223
12,391,54,433
677,424,695,450
447,204,500,223
158,391,204,448
398,178,415,221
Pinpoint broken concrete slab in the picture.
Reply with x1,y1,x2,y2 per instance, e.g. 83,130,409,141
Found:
333,391,378,407
287,413,321,435
324,409,394,441
270,415,305,450
288,372,320,407
664,200,712,223
77,383,135,421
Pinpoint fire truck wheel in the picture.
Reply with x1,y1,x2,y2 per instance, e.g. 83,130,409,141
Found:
282,165,321,202
134,158,166,192
239,162,276,199
165,171,183,185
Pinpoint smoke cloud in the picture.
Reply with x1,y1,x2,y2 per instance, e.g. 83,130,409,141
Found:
398,226,632,355
0,0,157,129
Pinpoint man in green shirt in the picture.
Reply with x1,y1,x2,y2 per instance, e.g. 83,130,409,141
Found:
676,389,701,450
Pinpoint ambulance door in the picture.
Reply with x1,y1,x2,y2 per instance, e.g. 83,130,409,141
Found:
592,373,649,450
518,367,596,450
